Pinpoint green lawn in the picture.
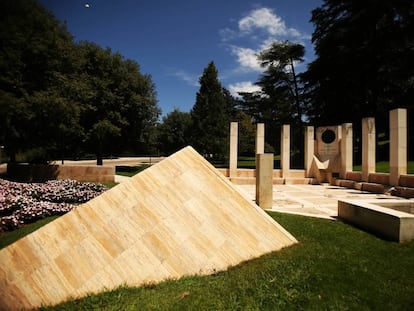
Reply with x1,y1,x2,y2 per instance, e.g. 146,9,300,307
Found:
353,161,414,174
115,165,150,177
0,216,59,249
229,157,414,173
3,213,403,310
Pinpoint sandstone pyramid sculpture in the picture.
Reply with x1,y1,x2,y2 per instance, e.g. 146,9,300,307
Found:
0,146,297,310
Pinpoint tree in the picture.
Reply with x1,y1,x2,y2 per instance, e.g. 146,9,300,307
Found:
0,0,78,162
238,41,306,157
257,41,306,125
191,62,229,159
77,42,160,164
0,0,161,164
303,0,414,127
157,108,192,155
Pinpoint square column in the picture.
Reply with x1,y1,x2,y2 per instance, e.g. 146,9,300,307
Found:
281,124,290,178
304,126,314,177
362,117,376,181
390,108,407,186
256,153,273,209
256,123,265,155
340,123,353,179
229,122,238,178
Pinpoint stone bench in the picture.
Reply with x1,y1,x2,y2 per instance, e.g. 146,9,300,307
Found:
338,199,414,243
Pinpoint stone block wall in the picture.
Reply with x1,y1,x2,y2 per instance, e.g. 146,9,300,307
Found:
7,163,115,183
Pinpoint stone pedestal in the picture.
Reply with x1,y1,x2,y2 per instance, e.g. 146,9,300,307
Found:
281,124,290,178
256,123,265,155
340,123,353,179
362,117,376,181
229,122,238,178
304,126,314,177
256,153,273,209
390,108,407,186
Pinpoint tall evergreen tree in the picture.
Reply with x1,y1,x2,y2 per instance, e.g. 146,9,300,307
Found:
191,62,229,159
258,41,306,125
303,0,414,128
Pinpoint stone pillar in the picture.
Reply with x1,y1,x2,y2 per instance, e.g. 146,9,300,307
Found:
229,122,238,178
281,124,290,178
304,126,314,177
362,117,376,181
256,153,273,209
340,123,353,179
390,108,407,186
256,123,265,155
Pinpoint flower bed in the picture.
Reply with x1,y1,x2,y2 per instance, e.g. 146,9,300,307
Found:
0,179,108,232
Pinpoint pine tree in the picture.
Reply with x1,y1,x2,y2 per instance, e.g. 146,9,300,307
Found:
191,62,229,159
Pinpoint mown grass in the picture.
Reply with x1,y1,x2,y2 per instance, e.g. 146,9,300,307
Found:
32,212,414,311
0,216,59,249
115,165,150,177
232,157,414,173
353,161,414,174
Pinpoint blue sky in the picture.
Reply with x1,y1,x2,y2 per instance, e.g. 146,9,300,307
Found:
38,0,323,117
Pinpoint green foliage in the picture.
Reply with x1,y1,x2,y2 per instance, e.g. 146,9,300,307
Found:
231,110,256,156
38,213,414,310
157,108,192,155
239,41,306,153
304,0,414,128
258,41,305,124
191,62,230,159
0,0,160,164
0,0,77,162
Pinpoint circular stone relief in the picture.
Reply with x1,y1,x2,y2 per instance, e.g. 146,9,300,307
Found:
321,129,336,144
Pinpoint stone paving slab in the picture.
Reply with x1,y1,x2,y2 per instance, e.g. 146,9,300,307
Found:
235,184,410,220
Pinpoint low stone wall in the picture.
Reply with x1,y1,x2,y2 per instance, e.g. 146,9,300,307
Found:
345,171,362,182
368,173,389,185
7,163,115,183
338,199,414,243
400,175,414,187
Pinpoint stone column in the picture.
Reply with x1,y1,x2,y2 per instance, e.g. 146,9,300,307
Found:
340,123,353,179
362,117,376,181
229,122,238,178
304,126,314,177
256,123,265,155
256,153,273,209
281,124,290,178
390,108,407,186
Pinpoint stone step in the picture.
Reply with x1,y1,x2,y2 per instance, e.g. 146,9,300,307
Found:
391,186,414,199
354,182,387,193
284,178,312,185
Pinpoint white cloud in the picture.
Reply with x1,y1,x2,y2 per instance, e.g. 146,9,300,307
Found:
172,70,199,87
220,7,309,73
219,27,238,42
238,7,304,39
239,8,284,36
228,81,261,98
230,46,262,72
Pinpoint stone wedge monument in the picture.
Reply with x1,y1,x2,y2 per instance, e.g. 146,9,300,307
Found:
0,146,297,310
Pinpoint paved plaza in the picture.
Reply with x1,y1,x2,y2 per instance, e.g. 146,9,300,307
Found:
115,173,406,220
236,183,403,220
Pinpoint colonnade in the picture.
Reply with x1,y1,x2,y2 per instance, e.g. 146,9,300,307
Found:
229,108,408,187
